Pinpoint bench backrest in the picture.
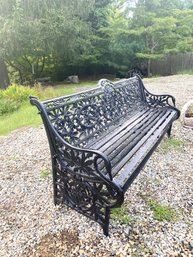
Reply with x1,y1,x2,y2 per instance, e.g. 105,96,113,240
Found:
43,76,146,147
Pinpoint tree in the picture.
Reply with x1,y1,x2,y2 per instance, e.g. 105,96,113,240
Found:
76,0,113,75
0,0,95,84
100,7,139,70
130,8,177,76
0,59,10,89
131,0,193,76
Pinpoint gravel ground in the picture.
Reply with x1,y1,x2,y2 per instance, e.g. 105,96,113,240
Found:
0,75,193,257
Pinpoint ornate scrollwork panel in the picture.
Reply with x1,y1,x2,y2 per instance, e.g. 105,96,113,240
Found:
44,77,147,147
53,135,123,204
51,136,124,227
144,89,176,108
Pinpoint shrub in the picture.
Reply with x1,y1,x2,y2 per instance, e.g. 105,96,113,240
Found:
1,84,37,103
0,98,21,116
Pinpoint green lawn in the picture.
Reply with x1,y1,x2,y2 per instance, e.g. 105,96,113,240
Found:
0,82,97,136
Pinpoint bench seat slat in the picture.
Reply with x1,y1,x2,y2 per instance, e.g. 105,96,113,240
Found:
106,108,166,166
95,108,167,171
114,110,177,191
93,108,153,151
96,108,176,178
97,108,162,154
87,107,148,148
111,109,175,176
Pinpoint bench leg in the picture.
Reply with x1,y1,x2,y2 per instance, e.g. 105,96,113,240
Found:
102,207,110,236
52,160,59,205
167,124,172,138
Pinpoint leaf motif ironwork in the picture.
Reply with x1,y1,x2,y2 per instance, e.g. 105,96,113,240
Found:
143,89,176,108
45,77,147,147
52,136,123,225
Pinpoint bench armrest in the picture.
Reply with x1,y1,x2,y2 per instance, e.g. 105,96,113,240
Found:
143,88,180,118
134,75,180,118
56,136,113,181
144,89,176,107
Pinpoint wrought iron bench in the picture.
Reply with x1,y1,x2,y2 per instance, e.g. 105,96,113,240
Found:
30,75,180,235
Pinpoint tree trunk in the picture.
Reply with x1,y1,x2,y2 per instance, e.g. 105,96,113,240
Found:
0,59,10,89
147,59,151,77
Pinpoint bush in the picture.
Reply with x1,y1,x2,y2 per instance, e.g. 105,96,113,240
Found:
0,98,21,116
1,84,37,103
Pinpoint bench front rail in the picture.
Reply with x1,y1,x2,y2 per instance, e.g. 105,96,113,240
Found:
30,75,180,235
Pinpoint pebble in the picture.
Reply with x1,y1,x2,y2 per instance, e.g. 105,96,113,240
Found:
0,75,193,257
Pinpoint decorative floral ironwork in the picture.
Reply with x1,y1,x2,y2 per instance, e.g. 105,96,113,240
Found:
141,80,180,118
44,77,147,147
144,90,176,108
51,135,124,234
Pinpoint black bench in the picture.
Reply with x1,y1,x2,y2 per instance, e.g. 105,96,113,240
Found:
30,75,180,235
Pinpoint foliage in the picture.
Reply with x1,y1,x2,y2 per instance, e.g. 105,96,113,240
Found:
111,206,134,225
0,98,21,116
146,199,177,221
102,0,193,76
160,138,184,153
76,0,112,72
0,81,96,135
0,83,36,115
129,0,193,75
1,84,37,103
0,0,193,83
0,0,95,83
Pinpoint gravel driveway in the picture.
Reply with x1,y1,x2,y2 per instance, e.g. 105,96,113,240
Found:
0,75,193,257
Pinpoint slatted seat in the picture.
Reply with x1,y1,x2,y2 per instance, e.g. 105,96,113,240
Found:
30,75,180,236
96,107,177,188
88,106,178,191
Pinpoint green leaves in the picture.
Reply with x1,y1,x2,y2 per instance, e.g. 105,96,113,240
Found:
0,0,95,83
111,206,135,225
136,53,164,60
130,0,193,74
0,0,193,82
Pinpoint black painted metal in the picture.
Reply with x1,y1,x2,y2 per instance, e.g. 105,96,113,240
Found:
29,75,180,235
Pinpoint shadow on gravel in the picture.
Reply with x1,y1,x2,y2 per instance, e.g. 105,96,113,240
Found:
24,230,79,256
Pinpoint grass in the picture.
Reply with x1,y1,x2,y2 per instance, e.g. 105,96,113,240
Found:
40,168,50,179
111,206,134,225
0,82,96,136
0,104,42,135
36,82,97,101
160,137,184,153
146,199,177,221
177,69,193,75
